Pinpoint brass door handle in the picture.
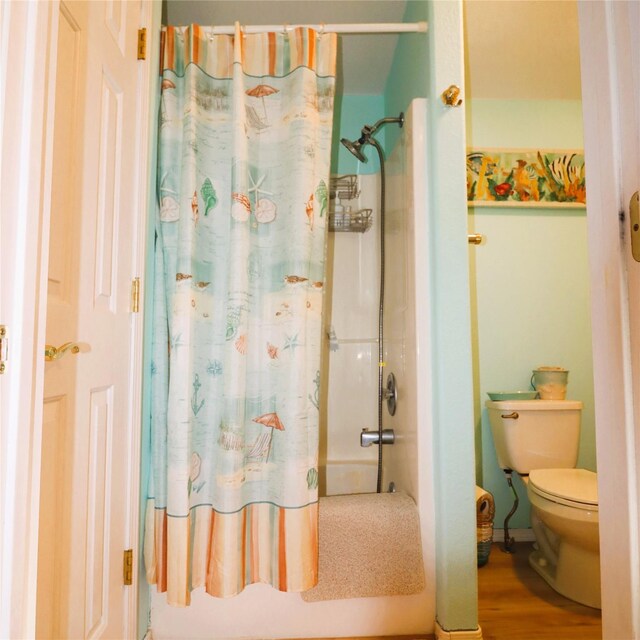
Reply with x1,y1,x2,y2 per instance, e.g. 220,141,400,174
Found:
468,233,483,245
44,342,80,361
501,412,519,420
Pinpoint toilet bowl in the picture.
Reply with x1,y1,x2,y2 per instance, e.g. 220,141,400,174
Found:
486,400,601,608
524,468,600,609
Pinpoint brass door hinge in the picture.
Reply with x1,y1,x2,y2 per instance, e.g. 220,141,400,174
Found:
131,277,140,313
137,28,147,60
630,192,640,262
123,549,133,585
0,325,7,374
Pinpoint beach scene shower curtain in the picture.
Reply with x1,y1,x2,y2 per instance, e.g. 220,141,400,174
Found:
145,24,336,606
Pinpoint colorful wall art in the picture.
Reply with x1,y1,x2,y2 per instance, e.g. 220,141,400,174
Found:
467,149,586,207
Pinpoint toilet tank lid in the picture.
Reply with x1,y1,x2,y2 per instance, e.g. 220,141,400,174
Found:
485,400,583,410
529,468,598,506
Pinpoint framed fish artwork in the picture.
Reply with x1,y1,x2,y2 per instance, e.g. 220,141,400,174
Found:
466,148,586,207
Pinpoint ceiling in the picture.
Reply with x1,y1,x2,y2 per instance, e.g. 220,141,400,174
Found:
164,0,583,100
464,0,582,100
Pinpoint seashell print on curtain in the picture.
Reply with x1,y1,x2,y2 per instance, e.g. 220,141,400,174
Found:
145,23,336,606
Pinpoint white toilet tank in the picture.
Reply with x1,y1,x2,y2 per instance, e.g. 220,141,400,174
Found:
486,400,583,473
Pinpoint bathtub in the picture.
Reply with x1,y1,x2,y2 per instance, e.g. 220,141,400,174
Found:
323,459,380,495
151,455,432,639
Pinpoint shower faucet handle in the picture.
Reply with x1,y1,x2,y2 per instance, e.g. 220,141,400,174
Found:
360,428,395,447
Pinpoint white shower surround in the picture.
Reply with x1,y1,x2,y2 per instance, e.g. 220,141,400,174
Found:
149,99,434,639
324,461,379,495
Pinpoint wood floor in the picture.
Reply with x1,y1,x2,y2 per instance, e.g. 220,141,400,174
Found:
478,542,602,640
292,637,432,640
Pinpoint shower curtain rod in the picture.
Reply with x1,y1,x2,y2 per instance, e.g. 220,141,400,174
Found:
206,22,428,35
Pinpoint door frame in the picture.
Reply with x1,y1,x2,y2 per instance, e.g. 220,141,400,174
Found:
0,1,156,637
1,3,59,637
578,2,640,639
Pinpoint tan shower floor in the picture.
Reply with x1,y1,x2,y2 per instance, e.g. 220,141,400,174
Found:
478,542,602,639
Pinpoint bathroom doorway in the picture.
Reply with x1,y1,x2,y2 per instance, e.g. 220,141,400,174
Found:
463,0,600,635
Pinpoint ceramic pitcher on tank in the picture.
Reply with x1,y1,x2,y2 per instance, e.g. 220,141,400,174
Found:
531,366,569,400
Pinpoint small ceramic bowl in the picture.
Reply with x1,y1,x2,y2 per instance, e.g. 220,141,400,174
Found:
487,391,539,401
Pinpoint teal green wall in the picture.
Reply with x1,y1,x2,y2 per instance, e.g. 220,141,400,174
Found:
383,1,479,631
332,0,429,175
465,99,585,149
331,94,385,174
423,1,479,633
467,99,595,529
384,0,428,153
384,15,482,625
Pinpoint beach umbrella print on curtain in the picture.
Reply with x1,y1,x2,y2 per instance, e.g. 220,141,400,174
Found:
252,412,285,463
246,84,279,122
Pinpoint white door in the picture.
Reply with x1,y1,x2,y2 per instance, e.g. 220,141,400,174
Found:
579,2,640,639
36,1,148,638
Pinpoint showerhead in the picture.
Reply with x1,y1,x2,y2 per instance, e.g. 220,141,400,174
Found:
340,112,404,164
340,136,368,163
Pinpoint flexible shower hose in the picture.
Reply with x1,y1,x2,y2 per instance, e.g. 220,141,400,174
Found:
371,138,386,494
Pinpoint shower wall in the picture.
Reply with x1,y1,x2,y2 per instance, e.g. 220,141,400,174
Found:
384,100,432,517
322,97,433,499
322,100,433,516
321,171,380,488
148,99,434,639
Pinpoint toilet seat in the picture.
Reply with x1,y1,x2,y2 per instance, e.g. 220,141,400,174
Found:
528,468,598,511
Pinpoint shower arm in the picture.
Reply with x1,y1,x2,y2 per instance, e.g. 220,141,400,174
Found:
358,114,404,143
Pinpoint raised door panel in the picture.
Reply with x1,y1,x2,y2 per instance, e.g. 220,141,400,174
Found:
93,69,122,311
47,3,82,310
105,0,126,56
84,386,114,639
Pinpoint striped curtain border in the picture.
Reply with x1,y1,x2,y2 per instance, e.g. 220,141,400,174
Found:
160,24,337,79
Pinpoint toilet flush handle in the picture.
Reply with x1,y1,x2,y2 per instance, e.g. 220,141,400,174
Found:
501,412,519,419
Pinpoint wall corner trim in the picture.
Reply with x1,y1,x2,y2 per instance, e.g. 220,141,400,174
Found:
435,621,483,640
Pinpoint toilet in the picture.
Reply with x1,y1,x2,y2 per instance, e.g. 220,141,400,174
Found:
486,399,601,609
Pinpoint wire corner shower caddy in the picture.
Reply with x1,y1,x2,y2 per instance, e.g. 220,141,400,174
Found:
328,174,373,233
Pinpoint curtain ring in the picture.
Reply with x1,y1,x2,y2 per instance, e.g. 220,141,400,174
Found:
282,22,290,34
319,23,326,35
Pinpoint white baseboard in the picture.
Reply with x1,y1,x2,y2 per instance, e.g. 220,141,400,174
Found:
492,528,536,543
435,621,483,639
